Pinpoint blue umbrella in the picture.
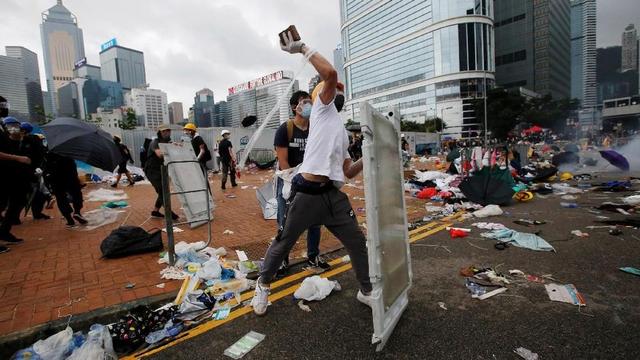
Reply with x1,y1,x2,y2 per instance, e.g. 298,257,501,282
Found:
599,150,630,171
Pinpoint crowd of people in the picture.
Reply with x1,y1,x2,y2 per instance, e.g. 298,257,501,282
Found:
0,97,88,254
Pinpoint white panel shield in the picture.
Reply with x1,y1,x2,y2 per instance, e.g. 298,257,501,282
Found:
360,103,412,351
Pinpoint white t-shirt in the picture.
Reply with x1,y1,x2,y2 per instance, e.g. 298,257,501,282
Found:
299,95,350,183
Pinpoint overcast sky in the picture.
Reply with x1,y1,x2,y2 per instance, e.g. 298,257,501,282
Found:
1,0,638,118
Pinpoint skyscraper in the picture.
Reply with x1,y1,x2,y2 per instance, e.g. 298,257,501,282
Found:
333,44,345,84
340,0,495,138
74,63,101,80
621,24,638,72
4,46,45,122
127,87,169,128
193,88,215,127
57,78,124,120
227,71,298,129
213,101,229,127
168,102,184,124
99,41,146,90
40,0,85,115
570,0,597,108
494,0,571,99
0,54,30,120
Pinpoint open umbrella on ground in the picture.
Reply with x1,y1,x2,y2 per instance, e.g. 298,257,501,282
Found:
528,125,543,133
599,150,630,171
459,167,515,206
42,117,122,171
242,115,257,127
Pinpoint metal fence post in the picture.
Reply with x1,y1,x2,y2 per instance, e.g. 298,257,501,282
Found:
161,164,176,266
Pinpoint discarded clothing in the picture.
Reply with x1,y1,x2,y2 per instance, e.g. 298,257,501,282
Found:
177,290,217,321
619,267,640,277
481,228,555,252
86,188,129,202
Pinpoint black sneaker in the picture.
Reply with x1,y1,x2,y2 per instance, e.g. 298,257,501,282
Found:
33,214,51,220
304,256,331,274
151,210,164,218
73,213,88,225
0,232,24,243
275,258,289,278
65,218,77,228
231,183,238,187
0,245,9,254
171,212,179,220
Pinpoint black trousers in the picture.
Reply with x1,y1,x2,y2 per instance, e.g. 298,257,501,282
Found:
52,184,83,219
0,180,29,234
220,161,236,186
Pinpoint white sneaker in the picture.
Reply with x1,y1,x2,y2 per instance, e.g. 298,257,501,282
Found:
357,290,374,308
251,282,270,316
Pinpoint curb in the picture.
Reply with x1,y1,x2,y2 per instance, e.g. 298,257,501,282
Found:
0,291,177,359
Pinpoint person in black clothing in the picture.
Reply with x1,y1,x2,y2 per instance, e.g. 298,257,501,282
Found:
143,125,179,220
111,136,135,188
45,152,88,227
20,123,52,220
218,129,237,190
140,138,151,169
0,117,32,247
183,123,211,171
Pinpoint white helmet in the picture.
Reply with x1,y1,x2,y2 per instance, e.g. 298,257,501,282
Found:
221,129,230,136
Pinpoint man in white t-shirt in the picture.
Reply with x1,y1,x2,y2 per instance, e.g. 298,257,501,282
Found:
251,30,372,316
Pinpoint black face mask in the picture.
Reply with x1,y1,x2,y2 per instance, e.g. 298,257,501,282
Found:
334,94,345,112
0,107,8,118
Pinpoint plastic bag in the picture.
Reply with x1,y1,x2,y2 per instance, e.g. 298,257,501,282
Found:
67,324,116,360
293,276,341,301
196,258,222,280
32,326,73,360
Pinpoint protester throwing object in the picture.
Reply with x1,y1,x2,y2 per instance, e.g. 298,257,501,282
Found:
251,26,372,316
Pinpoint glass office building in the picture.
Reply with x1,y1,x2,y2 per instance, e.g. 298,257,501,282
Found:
340,0,495,138
570,0,596,109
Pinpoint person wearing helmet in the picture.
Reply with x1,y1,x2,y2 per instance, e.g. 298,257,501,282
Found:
251,29,371,316
144,124,179,220
111,136,135,188
183,123,211,171
218,129,237,190
0,117,33,245
20,122,52,220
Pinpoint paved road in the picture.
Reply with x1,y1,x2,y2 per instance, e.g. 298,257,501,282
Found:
145,173,640,360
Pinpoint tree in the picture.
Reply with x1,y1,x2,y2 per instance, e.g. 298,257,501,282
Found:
400,118,446,133
119,108,138,130
424,117,446,133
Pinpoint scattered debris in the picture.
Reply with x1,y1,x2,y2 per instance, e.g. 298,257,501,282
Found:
472,205,503,218
223,230,234,235
125,283,135,289
437,302,447,310
545,283,586,306
513,219,546,226
560,202,578,208
571,230,589,238
561,195,577,200
224,331,265,359
224,194,237,199
514,347,539,360
619,267,640,277
156,283,166,289
212,307,231,320
609,228,623,236
293,276,341,301
297,300,312,312
622,195,640,206
162,226,184,233
465,279,507,300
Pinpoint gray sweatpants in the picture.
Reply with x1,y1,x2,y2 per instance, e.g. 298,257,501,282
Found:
259,187,372,293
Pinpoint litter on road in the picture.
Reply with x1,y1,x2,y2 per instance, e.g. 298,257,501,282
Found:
545,283,586,306
224,331,265,359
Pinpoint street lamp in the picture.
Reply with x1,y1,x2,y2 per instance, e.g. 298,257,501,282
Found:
439,106,453,150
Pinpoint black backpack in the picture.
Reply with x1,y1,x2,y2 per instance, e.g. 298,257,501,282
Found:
100,226,163,258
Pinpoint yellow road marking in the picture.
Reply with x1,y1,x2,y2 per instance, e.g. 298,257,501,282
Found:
125,213,459,359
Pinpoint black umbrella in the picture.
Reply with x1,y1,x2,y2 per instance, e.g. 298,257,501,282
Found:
459,171,515,206
42,117,122,171
242,115,257,127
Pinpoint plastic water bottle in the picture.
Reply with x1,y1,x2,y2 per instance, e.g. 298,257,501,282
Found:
560,202,578,208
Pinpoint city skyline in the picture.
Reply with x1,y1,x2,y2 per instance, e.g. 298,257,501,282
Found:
0,0,637,116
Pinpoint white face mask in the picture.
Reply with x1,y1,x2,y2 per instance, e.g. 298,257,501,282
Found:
6,126,20,135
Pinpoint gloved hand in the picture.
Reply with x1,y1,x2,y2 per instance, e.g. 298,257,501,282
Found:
280,31,305,54
35,168,43,176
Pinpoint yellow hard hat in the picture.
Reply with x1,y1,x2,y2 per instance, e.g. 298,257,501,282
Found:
183,123,197,131
560,172,573,181
514,191,534,202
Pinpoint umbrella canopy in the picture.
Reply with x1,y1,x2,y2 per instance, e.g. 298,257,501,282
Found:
599,150,630,171
42,117,122,171
459,168,515,206
242,115,257,127
527,125,543,133
446,147,460,162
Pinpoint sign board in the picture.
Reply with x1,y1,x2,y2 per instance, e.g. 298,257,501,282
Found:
228,70,291,95
74,57,87,69
360,102,412,351
100,38,118,52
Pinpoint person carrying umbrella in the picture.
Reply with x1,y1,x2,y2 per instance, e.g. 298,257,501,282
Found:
111,136,135,188
44,152,87,227
143,124,179,220
0,117,32,246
